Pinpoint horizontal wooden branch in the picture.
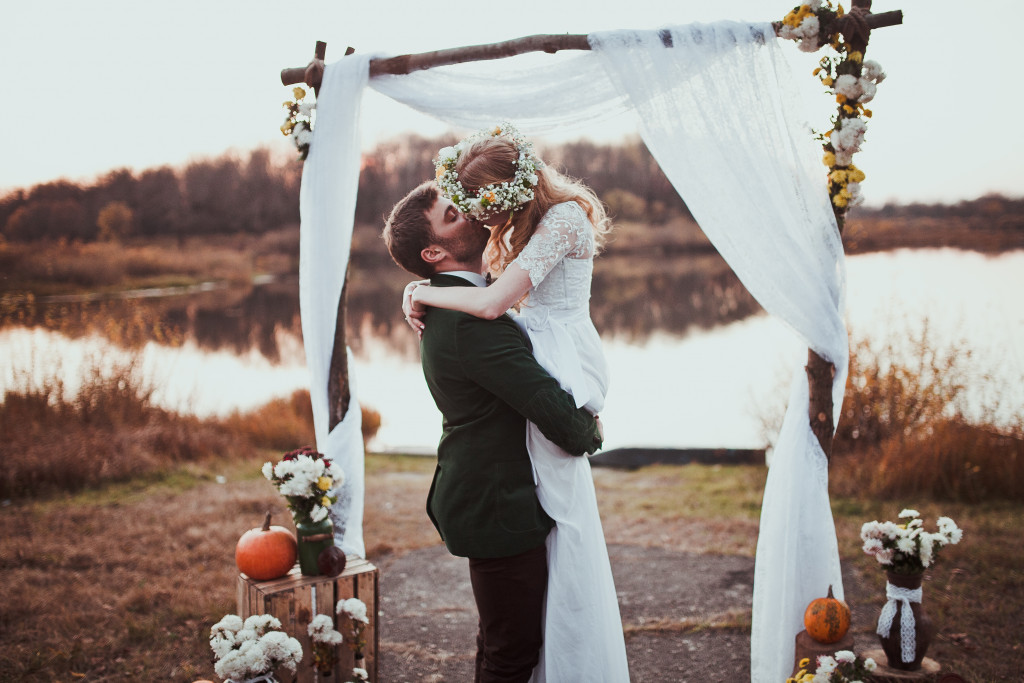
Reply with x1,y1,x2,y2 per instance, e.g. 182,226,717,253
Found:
280,10,902,85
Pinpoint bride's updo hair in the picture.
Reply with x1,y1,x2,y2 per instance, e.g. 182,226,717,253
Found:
455,136,612,275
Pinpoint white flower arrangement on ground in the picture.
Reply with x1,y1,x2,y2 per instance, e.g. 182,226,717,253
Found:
262,446,345,524
787,650,877,683
210,613,303,682
861,509,963,575
777,1,887,221
281,86,315,161
308,614,344,674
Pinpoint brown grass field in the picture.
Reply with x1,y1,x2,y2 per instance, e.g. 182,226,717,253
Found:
0,455,1021,682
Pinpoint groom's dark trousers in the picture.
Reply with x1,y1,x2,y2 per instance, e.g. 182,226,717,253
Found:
418,274,603,683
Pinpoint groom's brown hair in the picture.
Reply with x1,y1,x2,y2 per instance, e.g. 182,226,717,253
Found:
382,181,439,279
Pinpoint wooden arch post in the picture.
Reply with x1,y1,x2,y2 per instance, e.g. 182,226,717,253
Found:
281,3,902,446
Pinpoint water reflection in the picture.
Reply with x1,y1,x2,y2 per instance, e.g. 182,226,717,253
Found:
2,250,1022,451
1,252,759,359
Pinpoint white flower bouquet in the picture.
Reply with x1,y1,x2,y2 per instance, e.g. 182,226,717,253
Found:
210,613,303,683
861,509,963,575
262,446,345,524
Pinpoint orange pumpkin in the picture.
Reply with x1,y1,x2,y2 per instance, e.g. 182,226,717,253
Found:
803,585,851,644
235,511,297,580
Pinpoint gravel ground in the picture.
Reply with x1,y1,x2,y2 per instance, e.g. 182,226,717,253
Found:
372,543,879,682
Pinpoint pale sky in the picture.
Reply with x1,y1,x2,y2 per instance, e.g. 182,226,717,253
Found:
2,0,1021,206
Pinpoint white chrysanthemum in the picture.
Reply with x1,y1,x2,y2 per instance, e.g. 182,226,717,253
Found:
808,0,823,9
834,74,863,100
847,182,863,207
896,536,917,553
311,504,329,523
862,59,886,83
295,128,313,146
262,461,274,480
816,655,837,674
835,650,857,664
298,101,314,117
262,630,303,671
244,614,281,636
861,521,884,540
876,548,894,565
796,15,820,40
899,509,920,519
353,667,370,681
798,38,820,53
858,78,877,103
862,537,883,555
919,533,935,567
338,597,370,623
833,118,867,155
865,657,877,672
210,635,236,660
812,675,829,683
834,150,854,167
214,648,249,679
211,614,244,638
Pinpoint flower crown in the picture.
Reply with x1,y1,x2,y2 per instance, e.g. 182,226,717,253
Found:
433,122,542,221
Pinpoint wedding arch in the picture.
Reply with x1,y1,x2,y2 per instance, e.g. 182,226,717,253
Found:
281,5,902,681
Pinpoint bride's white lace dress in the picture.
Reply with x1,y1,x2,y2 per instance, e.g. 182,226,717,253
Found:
512,201,630,683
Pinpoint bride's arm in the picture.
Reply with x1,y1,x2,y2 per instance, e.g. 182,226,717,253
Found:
412,263,533,320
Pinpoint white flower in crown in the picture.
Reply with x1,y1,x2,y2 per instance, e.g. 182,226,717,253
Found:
433,121,542,221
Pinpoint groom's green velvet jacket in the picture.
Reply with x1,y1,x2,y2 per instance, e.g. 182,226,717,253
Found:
420,274,603,559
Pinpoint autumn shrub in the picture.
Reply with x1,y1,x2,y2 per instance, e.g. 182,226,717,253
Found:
828,326,1023,501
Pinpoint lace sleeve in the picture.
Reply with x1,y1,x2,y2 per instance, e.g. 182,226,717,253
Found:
513,202,594,288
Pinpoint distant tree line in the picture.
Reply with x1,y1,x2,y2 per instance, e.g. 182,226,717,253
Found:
2,133,1021,244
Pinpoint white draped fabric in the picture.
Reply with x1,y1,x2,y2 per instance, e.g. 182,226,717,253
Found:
299,54,373,559
301,22,848,681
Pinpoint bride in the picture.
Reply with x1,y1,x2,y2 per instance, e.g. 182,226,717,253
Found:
403,122,630,682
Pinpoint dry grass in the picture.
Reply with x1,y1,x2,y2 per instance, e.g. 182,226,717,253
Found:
0,345,379,498
0,459,1021,682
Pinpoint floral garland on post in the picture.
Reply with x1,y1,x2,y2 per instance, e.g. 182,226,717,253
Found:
281,86,315,161
778,1,887,231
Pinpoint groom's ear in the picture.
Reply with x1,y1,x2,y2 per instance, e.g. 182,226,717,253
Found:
420,246,447,265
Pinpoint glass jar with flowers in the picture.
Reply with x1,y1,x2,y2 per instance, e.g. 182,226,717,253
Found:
860,509,963,670
263,446,345,576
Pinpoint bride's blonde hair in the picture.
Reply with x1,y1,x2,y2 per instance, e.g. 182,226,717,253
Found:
454,136,612,274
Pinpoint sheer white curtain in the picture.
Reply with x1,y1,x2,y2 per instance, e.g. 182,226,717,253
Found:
300,54,373,559
303,23,848,681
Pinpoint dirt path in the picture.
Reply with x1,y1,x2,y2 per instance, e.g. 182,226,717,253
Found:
374,543,877,682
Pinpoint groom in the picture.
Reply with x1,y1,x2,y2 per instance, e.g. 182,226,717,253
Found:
382,181,603,682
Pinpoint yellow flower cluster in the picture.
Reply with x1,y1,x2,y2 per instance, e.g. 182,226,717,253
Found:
829,161,867,209
786,658,816,683
782,4,815,28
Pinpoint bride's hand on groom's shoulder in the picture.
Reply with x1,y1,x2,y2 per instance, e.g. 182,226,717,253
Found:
402,280,429,336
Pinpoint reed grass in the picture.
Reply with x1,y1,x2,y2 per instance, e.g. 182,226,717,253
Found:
0,353,380,499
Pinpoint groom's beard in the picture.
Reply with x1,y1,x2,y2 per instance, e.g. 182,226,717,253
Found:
434,222,490,266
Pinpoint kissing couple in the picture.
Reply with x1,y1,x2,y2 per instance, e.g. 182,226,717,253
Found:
382,122,630,683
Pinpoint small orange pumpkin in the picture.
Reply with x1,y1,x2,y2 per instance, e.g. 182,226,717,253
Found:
803,585,851,644
235,511,297,580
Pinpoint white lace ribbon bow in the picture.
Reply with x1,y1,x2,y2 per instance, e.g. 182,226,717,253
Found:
876,581,923,663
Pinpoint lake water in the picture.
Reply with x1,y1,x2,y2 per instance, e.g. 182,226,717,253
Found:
2,249,1022,452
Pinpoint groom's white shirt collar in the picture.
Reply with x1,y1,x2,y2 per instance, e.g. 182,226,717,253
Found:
441,271,487,287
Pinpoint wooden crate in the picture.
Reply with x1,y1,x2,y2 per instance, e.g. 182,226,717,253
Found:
237,557,379,683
